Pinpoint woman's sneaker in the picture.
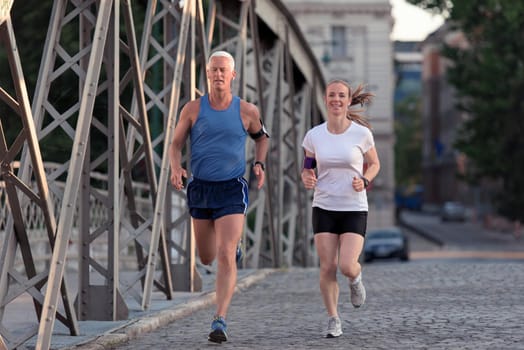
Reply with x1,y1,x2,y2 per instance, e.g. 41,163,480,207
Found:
326,316,342,338
350,274,366,308
208,316,228,343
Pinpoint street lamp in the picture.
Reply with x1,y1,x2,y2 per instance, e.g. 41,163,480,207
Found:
0,0,14,25
308,40,336,66
321,49,331,65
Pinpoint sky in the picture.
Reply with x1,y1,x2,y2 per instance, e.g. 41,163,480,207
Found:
390,0,445,41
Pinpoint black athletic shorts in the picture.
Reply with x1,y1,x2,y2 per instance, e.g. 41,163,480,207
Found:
312,207,367,237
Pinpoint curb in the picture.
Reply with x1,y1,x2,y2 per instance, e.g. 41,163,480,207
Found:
398,215,444,247
60,268,276,350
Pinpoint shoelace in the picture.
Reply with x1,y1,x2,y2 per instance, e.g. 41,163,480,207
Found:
212,316,226,330
328,317,339,330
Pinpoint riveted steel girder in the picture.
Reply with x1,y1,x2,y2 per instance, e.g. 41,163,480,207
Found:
0,15,79,350
0,0,326,348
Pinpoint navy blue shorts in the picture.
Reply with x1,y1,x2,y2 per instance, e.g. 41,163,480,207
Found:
312,207,367,237
186,177,249,220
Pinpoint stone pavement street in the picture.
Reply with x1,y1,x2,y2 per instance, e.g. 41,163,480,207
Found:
6,209,524,350
73,261,524,350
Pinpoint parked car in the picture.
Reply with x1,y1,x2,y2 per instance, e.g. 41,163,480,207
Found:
440,201,466,222
363,227,409,263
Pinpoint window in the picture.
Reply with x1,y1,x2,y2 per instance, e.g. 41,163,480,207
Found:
331,26,347,59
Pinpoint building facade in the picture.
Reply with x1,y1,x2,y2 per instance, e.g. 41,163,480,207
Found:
420,25,471,206
392,41,424,212
420,25,496,223
282,0,396,229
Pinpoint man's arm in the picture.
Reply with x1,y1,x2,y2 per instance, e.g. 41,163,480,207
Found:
243,101,269,189
169,100,197,190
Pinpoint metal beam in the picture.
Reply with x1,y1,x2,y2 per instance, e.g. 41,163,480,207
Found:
35,1,114,348
1,0,328,347
142,0,194,309
0,15,78,350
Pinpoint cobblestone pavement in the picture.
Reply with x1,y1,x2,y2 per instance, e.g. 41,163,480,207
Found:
102,261,524,350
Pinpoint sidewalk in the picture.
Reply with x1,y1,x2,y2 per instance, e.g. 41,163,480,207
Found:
400,209,524,249
399,209,524,263
5,268,275,350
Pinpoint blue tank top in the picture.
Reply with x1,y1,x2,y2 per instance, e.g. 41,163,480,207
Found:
190,95,247,181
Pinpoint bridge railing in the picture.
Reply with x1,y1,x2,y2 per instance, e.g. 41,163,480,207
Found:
0,162,154,273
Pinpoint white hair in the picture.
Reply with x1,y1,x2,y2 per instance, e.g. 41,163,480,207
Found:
208,50,235,70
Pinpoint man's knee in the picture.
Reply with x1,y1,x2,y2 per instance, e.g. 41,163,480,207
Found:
215,246,237,267
198,251,216,265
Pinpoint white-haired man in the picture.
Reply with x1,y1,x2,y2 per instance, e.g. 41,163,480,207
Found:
169,50,269,343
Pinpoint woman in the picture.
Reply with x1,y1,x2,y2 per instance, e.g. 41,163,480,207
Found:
301,79,380,338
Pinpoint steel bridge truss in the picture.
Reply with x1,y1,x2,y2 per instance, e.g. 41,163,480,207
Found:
0,1,325,349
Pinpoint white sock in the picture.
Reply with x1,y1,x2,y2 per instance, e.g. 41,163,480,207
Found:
351,272,362,285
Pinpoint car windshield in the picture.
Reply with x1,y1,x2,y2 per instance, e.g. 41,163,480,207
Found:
444,202,463,209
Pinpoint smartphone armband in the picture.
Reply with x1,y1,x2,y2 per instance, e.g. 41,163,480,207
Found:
303,156,317,169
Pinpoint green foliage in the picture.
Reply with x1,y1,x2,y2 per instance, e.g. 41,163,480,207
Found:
394,94,423,188
0,1,52,150
407,0,453,17
410,0,524,222
0,1,53,95
1,1,149,165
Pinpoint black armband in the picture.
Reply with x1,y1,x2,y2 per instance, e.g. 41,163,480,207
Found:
249,119,270,139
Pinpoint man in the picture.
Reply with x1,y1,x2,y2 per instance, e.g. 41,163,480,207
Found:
169,50,269,343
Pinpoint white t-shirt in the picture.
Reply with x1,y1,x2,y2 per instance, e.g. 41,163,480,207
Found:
302,121,374,211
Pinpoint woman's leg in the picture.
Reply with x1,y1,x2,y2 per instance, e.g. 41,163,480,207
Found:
339,233,366,307
314,233,340,317
338,233,364,280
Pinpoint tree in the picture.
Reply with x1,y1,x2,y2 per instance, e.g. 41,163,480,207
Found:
1,2,148,164
0,1,52,147
408,0,524,222
395,94,423,188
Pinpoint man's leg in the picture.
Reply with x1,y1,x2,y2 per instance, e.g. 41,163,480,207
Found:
213,213,244,318
193,219,216,265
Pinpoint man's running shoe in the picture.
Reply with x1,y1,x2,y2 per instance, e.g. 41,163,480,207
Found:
326,316,342,338
208,316,228,343
350,274,366,308
236,242,243,263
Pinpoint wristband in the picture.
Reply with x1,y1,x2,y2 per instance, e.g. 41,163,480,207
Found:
253,161,265,171
303,156,317,169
